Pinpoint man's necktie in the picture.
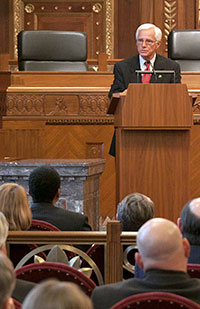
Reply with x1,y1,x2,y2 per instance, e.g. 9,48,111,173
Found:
142,61,151,84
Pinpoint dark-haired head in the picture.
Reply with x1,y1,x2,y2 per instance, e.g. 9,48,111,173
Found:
29,165,60,203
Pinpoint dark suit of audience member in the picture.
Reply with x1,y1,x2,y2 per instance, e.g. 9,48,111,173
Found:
178,198,200,264
108,23,181,156
91,218,200,309
116,193,154,279
29,165,91,232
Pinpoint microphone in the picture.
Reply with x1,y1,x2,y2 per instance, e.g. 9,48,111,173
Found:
151,62,157,82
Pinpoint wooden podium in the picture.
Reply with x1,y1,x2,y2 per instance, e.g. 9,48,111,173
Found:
109,84,193,222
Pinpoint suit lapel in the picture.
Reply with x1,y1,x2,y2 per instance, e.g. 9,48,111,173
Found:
151,54,166,83
129,55,141,83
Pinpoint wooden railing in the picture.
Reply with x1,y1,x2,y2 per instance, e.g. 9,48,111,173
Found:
7,220,137,284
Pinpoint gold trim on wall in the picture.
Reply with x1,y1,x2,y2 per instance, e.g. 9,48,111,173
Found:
13,0,25,58
12,0,114,59
106,0,114,57
163,0,177,52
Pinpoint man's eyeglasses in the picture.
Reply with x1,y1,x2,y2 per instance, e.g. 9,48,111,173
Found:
137,39,157,45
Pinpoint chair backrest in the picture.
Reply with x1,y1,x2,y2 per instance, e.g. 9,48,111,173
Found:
15,262,96,296
18,30,88,71
31,219,60,231
168,30,200,71
81,244,105,285
187,263,200,278
111,292,200,309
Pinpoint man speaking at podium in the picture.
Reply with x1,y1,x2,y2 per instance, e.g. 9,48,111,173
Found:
108,23,181,156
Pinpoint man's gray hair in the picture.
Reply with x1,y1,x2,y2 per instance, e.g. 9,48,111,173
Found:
0,212,8,248
117,193,154,231
136,23,162,41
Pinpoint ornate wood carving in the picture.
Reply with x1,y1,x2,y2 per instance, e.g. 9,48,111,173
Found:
6,92,111,117
163,0,177,52
86,142,104,158
11,0,114,59
79,95,109,114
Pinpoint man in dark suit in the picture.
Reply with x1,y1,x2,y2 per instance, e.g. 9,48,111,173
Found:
91,218,200,309
178,198,200,264
109,23,181,155
29,165,92,232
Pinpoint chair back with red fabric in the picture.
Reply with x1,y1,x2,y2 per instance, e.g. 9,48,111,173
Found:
30,219,60,231
15,262,96,296
111,292,200,309
81,244,104,285
187,264,200,279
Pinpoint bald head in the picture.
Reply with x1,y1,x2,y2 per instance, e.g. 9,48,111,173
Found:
136,218,190,272
180,198,200,245
189,198,200,217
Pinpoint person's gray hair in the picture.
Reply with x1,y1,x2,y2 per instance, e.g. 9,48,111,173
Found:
0,252,16,309
136,23,162,41
117,193,154,231
22,279,93,309
0,212,8,248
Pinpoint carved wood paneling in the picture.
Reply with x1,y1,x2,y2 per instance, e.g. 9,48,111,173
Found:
114,0,198,58
7,93,110,116
10,0,114,59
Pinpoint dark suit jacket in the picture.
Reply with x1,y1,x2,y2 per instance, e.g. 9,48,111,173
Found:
108,54,181,156
188,245,200,264
12,279,36,303
91,269,200,309
31,202,92,231
108,53,181,98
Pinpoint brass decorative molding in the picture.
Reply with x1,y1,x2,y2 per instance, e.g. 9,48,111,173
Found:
92,3,102,13
164,0,177,52
13,0,25,59
12,0,114,59
24,3,35,14
106,0,114,57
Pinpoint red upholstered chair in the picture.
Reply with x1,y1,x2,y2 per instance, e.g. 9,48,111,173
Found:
13,298,22,309
111,292,200,309
9,220,58,267
15,262,96,296
81,244,105,285
30,219,60,231
187,264,200,279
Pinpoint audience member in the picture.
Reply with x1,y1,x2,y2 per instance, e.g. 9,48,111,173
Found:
29,165,92,231
22,279,93,309
91,218,200,309
0,211,35,303
0,183,32,230
116,193,154,231
178,198,200,263
117,192,154,279
0,252,16,309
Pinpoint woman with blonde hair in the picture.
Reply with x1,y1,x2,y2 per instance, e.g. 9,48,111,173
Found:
0,183,32,230
22,279,93,309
